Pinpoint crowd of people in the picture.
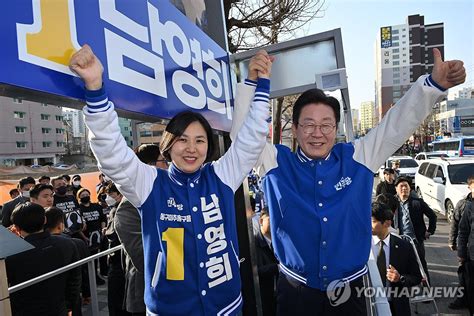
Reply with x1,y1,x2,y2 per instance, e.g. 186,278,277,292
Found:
0,44,471,316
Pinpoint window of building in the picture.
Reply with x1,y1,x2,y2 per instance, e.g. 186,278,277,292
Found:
393,91,401,97
41,114,50,121
393,97,400,103
42,128,51,134
14,111,26,119
402,28,406,31
152,130,163,137
124,127,129,131
56,128,63,134
393,73,400,78
402,47,406,50
140,131,152,137
402,34,406,38
393,79,400,84
42,141,51,148
393,54,399,59
57,142,64,147
392,36,399,41
393,48,399,53
13,98,23,104
392,42,399,47
392,29,399,34
124,136,129,141
16,142,27,148
393,61,400,65
393,67,400,71
55,115,63,121
403,60,406,63
15,126,26,133
42,103,48,107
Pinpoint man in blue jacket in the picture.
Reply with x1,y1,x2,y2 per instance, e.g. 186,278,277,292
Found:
231,48,465,315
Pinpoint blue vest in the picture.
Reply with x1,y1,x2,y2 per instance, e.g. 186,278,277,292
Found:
141,164,242,316
263,144,373,290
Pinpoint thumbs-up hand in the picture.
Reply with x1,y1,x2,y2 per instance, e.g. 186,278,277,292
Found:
431,48,466,90
386,264,401,282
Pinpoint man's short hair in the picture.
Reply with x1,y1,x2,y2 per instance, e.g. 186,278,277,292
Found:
383,168,395,175
375,193,398,213
61,174,71,182
260,207,269,218
105,182,120,195
38,175,50,182
9,188,19,197
30,184,54,199
72,174,81,181
11,202,45,233
19,177,36,189
468,175,474,186
292,88,341,125
395,176,412,187
44,207,65,231
371,202,394,224
134,144,161,164
51,176,66,187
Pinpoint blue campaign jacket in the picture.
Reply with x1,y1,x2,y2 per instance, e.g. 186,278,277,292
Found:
83,79,270,315
231,75,446,290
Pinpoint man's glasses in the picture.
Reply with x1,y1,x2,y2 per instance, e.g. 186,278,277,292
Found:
297,122,336,135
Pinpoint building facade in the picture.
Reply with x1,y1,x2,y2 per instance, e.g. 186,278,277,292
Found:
375,14,444,121
0,97,65,166
118,117,134,148
360,101,375,135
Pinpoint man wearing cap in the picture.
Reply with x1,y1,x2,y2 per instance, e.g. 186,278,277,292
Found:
376,168,397,196
395,176,437,282
2,176,36,227
71,174,83,197
38,175,51,185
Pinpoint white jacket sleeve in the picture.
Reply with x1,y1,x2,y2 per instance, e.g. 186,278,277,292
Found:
353,75,447,172
213,78,271,191
83,87,156,208
229,79,277,178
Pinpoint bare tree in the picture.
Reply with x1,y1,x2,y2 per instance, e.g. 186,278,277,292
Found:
224,0,325,144
224,0,326,53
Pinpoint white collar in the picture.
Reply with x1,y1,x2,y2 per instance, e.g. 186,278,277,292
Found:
372,233,391,247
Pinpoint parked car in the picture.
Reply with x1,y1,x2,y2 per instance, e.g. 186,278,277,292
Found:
30,164,42,168
378,156,419,183
53,164,71,169
414,151,448,163
414,157,474,222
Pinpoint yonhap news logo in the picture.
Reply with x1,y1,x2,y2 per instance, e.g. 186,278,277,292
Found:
326,278,464,306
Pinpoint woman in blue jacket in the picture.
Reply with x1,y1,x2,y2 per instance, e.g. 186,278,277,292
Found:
69,45,273,316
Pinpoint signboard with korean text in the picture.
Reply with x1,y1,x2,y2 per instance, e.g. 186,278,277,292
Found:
0,0,233,131
381,26,392,48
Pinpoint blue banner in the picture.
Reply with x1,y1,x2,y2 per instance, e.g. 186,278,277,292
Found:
0,0,233,131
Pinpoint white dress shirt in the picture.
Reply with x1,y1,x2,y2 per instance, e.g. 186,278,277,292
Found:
372,233,391,270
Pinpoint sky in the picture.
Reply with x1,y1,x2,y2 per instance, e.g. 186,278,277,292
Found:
297,0,474,109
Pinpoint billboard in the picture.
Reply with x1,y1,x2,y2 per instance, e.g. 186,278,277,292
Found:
0,0,233,131
381,26,392,48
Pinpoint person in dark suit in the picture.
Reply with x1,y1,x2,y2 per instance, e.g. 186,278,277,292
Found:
371,202,422,316
395,176,436,282
2,177,36,227
6,202,81,316
253,207,279,316
114,144,167,316
375,168,396,196
45,206,91,316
